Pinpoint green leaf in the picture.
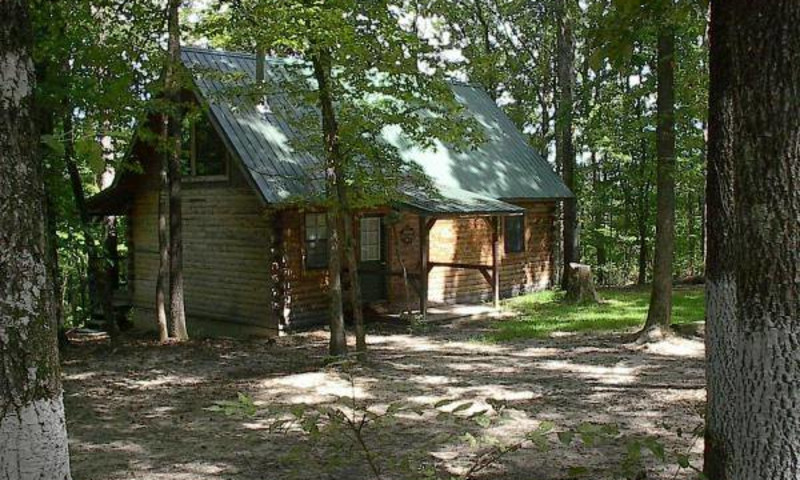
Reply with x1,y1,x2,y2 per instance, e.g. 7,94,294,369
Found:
677,454,690,469
451,402,473,414
558,430,575,446
474,414,492,428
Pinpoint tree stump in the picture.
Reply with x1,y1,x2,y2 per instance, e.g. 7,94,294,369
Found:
564,263,601,304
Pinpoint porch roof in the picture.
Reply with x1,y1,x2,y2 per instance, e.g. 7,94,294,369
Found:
400,184,525,216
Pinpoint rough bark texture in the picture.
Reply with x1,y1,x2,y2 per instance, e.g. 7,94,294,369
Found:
556,0,578,290
312,49,348,357
703,2,737,477
0,0,72,476
564,263,600,304
705,1,800,478
641,25,676,338
166,0,187,341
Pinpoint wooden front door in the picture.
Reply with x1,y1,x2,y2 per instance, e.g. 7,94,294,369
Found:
358,216,387,302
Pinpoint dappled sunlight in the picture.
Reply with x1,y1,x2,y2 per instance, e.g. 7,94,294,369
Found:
536,359,641,385
62,305,706,480
258,371,373,404
643,337,704,358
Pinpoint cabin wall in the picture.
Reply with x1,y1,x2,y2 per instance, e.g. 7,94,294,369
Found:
388,201,554,306
128,163,276,337
278,202,555,327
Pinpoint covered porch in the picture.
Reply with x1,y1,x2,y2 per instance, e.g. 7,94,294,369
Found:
387,185,527,319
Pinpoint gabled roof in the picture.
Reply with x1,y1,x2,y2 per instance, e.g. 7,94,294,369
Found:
181,47,572,210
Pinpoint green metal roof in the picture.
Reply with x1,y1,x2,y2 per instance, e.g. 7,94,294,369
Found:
180,47,572,211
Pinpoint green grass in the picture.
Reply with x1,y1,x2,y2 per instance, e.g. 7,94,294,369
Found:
487,286,705,342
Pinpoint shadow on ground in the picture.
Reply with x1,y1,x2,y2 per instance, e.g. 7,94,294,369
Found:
62,318,705,480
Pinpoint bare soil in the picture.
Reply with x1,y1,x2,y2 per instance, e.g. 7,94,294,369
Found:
62,318,705,480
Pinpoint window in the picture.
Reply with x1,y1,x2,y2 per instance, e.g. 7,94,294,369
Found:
360,217,381,262
504,215,525,253
305,213,328,269
181,114,228,180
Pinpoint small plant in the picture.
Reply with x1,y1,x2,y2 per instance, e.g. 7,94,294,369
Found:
208,370,706,480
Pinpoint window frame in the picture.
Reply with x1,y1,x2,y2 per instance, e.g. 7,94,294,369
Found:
184,118,230,182
304,212,329,270
359,216,382,262
504,214,526,254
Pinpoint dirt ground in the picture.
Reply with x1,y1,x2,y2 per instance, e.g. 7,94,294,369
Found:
62,318,706,480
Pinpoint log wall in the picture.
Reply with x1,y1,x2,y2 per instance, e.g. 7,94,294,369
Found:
128,163,276,336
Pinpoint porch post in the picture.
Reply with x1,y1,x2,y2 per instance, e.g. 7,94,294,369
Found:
492,216,500,308
419,215,429,318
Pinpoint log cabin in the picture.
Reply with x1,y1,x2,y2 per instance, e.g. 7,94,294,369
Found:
87,47,573,337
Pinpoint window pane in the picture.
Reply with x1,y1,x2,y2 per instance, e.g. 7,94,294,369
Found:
360,217,381,261
505,216,525,253
305,213,329,269
193,115,227,177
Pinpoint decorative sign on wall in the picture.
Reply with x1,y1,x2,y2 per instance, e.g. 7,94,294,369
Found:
400,225,415,245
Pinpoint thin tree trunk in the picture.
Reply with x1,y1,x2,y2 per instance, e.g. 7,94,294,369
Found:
705,1,800,478
556,0,578,289
156,122,170,342
166,0,187,341
637,218,648,285
343,215,367,357
640,24,676,339
0,1,72,475
62,110,118,333
312,48,348,357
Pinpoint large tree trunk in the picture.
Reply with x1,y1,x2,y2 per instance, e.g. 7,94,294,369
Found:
703,2,738,476
640,24,676,340
705,1,800,478
312,48,348,357
166,0,187,341
556,0,578,290
0,1,72,476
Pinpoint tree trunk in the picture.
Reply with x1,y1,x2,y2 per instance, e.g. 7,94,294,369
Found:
343,216,367,357
703,2,737,476
556,0,578,290
312,48,348,357
156,126,170,342
637,218,648,285
640,24,676,340
166,0,187,341
0,1,72,475
705,1,800,478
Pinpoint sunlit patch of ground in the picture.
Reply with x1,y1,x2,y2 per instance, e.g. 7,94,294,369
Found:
488,285,705,341
63,304,705,480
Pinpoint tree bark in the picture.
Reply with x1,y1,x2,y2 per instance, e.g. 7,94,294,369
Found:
312,48,348,357
343,216,367,357
166,0,187,341
705,1,800,478
556,0,578,289
0,1,72,476
156,120,170,343
640,23,676,339
703,2,737,477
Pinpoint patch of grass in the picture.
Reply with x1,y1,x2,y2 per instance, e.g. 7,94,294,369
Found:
487,286,705,342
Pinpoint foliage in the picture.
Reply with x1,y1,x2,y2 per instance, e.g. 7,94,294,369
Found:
487,286,705,341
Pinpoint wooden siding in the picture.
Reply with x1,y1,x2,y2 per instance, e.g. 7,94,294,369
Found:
280,202,555,325
129,167,276,336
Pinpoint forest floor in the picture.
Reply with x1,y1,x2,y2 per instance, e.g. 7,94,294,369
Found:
62,287,706,480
